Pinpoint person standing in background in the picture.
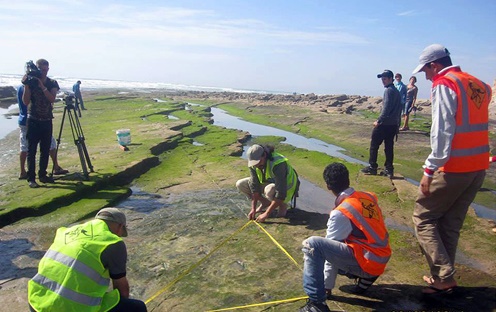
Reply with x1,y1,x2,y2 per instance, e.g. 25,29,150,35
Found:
361,70,402,178
22,59,59,188
400,76,418,130
411,44,491,295
17,85,68,181
394,73,407,108
72,80,86,110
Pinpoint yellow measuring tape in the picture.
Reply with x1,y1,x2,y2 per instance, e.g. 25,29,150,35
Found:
205,296,309,311
252,221,301,270
145,219,306,310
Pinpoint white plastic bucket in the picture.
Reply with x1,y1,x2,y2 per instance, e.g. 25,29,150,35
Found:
116,129,131,146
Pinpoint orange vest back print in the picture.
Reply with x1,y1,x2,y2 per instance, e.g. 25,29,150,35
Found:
440,71,491,172
336,191,391,276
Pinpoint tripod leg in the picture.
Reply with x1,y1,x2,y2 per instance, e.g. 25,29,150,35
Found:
76,142,89,180
67,108,88,179
52,107,68,177
80,139,94,172
72,108,93,173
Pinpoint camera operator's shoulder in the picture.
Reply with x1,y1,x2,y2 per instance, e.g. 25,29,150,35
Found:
47,77,60,90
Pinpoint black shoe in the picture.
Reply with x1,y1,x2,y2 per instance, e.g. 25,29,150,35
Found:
299,300,331,312
380,168,394,179
39,176,55,183
28,181,39,188
361,166,377,175
325,289,333,300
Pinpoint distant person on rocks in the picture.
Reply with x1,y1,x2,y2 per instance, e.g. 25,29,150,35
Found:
411,44,491,295
299,163,391,312
236,144,299,223
72,80,86,111
361,70,402,178
17,85,68,180
28,208,147,312
400,76,418,130
22,59,60,188
394,73,407,109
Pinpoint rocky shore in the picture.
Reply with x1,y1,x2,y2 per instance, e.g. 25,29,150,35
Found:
3,82,496,117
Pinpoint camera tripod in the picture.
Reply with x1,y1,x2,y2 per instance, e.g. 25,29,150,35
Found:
54,96,93,180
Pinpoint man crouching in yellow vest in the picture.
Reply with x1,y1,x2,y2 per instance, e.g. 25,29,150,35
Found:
28,208,147,312
236,144,299,223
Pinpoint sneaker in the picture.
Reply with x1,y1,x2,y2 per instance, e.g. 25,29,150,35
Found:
325,289,333,300
28,181,39,188
360,166,377,175
39,176,55,183
353,276,378,294
53,167,69,175
19,173,28,180
299,300,331,312
380,169,394,179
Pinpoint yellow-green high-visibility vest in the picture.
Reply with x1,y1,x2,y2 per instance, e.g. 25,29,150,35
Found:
255,152,298,203
28,219,122,312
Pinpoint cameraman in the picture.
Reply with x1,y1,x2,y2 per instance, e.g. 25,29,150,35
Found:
22,59,60,188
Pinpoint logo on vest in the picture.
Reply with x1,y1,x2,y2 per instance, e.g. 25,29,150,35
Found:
64,225,93,244
468,80,486,109
360,199,379,220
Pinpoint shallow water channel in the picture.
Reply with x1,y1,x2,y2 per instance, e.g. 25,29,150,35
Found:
208,106,496,222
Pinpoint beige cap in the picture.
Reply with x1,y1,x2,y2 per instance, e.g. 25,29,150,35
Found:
247,144,264,167
95,207,128,237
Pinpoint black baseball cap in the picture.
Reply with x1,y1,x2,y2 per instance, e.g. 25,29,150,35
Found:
377,70,394,78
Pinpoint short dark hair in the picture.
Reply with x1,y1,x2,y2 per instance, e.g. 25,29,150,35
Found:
36,59,49,66
323,162,350,194
409,76,417,83
426,55,452,69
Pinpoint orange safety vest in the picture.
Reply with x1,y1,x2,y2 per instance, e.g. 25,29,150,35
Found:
336,191,391,276
439,71,491,172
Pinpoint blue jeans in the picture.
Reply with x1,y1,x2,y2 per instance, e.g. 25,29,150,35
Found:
26,118,52,181
302,236,374,302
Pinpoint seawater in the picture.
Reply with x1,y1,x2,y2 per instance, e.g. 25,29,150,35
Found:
0,73,281,139
0,73,279,94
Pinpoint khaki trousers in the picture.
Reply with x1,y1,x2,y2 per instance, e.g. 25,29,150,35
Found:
235,177,276,201
412,170,485,281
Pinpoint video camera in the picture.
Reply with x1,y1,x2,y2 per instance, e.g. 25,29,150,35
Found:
22,60,42,89
63,93,76,109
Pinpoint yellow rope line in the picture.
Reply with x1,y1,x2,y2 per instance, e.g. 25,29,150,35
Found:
146,141,304,310
253,221,302,270
205,296,309,311
145,220,254,305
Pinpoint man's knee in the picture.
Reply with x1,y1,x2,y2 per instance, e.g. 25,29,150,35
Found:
264,183,276,200
302,237,318,255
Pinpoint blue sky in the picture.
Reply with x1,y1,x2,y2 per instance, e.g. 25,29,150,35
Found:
0,0,494,99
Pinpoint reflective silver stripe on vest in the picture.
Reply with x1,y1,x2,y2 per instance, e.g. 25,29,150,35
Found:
340,202,388,248
45,249,109,286
363,249,390,264
446,73,489,134
450,145,490,157
32,273,103,306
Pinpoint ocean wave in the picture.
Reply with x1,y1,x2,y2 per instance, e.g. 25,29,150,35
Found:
0,73,277,94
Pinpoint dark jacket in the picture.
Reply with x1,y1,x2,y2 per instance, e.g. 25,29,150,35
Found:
377,83,402,126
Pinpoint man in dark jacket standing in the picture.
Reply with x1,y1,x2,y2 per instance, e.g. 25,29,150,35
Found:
361,70,402,178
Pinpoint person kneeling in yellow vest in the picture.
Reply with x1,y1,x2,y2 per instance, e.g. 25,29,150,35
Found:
28,208,147,312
